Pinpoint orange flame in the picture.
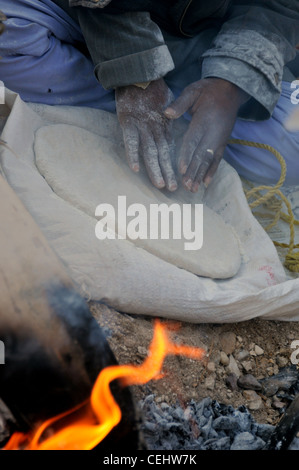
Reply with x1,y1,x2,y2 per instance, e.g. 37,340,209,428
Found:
4,320,205,450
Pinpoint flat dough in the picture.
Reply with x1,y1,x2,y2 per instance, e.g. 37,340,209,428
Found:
34,124,241,279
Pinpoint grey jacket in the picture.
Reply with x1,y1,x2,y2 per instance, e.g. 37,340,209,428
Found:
61,0,299,120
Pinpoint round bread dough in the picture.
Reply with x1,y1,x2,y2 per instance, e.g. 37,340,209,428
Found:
34,124,241,279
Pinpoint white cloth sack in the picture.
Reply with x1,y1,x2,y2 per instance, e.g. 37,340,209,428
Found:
1,89,299,323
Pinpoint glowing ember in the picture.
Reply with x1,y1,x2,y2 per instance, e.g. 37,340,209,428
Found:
4,320,205,450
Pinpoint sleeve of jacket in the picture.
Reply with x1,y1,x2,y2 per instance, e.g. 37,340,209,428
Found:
75,9,175,89
201,1,299,120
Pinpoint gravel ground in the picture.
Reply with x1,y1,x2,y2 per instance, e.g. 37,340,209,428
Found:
2,301,299,450
90,302,299,428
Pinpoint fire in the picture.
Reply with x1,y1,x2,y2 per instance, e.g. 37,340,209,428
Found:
4,320,205,450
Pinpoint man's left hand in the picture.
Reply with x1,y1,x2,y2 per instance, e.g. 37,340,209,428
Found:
164,78,249,192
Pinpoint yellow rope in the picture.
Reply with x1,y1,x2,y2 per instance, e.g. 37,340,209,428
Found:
228,138,299,273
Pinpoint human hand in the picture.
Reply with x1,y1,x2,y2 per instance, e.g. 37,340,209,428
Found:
116,78,178,191
164,78,249,192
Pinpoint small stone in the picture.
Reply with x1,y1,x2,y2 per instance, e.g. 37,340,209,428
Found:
241,361,253,373
272,399,285,410
183,406,193,420
243,390,263,410
255,345,264,356
243,389,257,400
237,349,250,362
227,354,241,378
220,351,230,366
205,374,216,391
220,332,236,355
237,374,262,391
237,336,243,343
250,350,257,357
225,373,239,391
207,361,216,373
248,397,263,411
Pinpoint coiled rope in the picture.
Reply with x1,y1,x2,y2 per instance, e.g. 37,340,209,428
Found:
228,138,299,273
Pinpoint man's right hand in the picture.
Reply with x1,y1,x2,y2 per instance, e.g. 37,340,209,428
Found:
115,78,178,192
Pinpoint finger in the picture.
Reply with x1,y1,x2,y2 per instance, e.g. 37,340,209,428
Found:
155,134,177,192
177,116,205,175
203,148,225,187
165,125,176,164
164,121,174,147
183,146,215,191
191,148,215,191
178,133,201,175
122,123,140,172
164,86,198,120
139,129,165,189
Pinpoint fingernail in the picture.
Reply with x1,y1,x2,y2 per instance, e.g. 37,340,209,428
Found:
168,182,178,192
180,164,187,175
157,179,165,189
164,108,176,118
185,179,193,190
131,163,139,172
191,182,200,193
204,176,212,188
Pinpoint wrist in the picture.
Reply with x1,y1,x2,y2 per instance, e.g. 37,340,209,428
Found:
208,78,250,107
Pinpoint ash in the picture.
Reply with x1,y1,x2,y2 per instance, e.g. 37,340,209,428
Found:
139,395,274,450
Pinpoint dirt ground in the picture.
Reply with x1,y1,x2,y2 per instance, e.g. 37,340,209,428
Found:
90,301,299,427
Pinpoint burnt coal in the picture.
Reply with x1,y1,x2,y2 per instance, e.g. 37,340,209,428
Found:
266,393,299,450
139,395,275,450
260,367,298,397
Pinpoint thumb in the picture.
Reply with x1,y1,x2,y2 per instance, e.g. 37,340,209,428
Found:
164,88,196,119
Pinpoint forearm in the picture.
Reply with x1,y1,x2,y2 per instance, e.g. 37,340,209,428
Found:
75,9,174,89
201,1,299,120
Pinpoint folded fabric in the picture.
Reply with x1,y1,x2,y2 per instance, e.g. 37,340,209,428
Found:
0,0,115,110
1,89,299,324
